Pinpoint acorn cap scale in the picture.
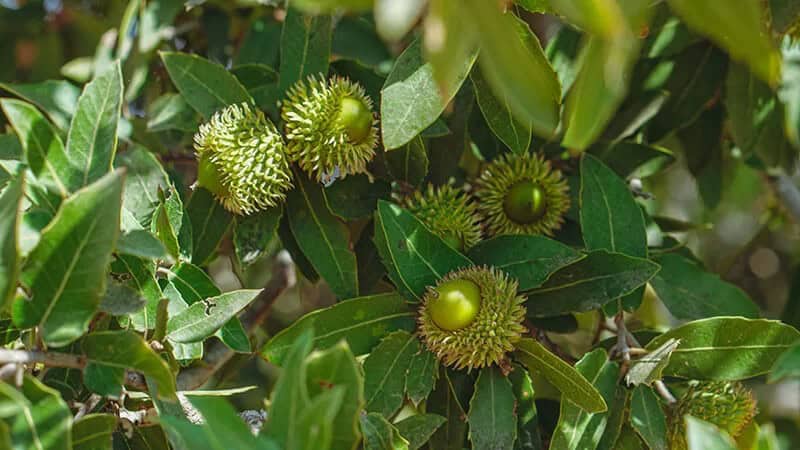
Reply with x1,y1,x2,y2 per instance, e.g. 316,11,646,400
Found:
404,184,483,251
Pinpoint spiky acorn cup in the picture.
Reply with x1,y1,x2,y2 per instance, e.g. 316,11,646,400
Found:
667,381,757,450
194,102,292,215
404,184,483,251
418,266,527,370
475,152,570,236
282,75,378,182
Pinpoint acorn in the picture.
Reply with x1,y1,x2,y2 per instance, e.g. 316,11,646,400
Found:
193,102,292,215
475,152,570,236
667,381,757,450
404,184,483,251
418,266,527,370
282,75,378,182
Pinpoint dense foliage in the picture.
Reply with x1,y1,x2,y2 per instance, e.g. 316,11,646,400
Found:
1,0,800,449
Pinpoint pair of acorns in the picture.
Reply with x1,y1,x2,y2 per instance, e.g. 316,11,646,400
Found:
194,75,377,215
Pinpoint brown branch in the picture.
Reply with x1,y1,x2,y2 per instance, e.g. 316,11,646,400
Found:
0,348,86,369
176,250,296,391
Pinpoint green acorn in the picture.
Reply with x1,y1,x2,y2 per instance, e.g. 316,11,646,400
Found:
418,266,527,370
475,152,570,236
404,184,483,251
193,102,292,215
667,381,757,450
282,75,378,182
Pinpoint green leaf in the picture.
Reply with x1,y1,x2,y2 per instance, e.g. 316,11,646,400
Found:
465,1,560,138
231,64,281,115
0,98,71,198
114,146,170,228
768,342,800,382
0,80,80,131
139,0,184,53
12,170,123,347
186,187,232,266
467,366,517,450
395,415,446,450
361,412,410,450
524,250,660,317
375,0,426,42
381,38,476,149
278,8,332,95
385,136,429,187
649,43,729,140
514,339,607,413
364,330,419,418
685,416,738,450
160,52,252,119
83,330,176,399
374,200,472,300
306,341,364,450
651,253,759,320
72,414,115,450
471,68,531,154
112,255,161,331
261,292,416,365
153,184,191,262
161,281,203,361
65,61,123,189
580,154,647,258
146,93,199,133
548,0,628,37
233,206,282,267
117,229,168,260
630,385,668,450
405,347,439,405
166,262,249,352
545,25,583,99
0,174,23,310
588,141,675,178
467,235,582,291
427,369,469,450
287,169,358,299
667,0,780,85
645,317,800,380
83,363,124,398
323,174,391,221
0,375,71,450
780,39,800,150
550,349,620,450
189,397,266,449
166,289,260,343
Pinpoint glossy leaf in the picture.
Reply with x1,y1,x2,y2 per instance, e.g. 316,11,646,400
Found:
405,347,439,405
287,170,358,299
651,253,759,320
233,206,282,267
186,187,232,266
629,385,668,450
364,330,419,418
385,136,429,187
278,8,332,94
12,170,123,346
72,414,115,450
427,369,469,450
114,146,171,228
768,342,800,382
306,341,364,450
261,292,416,365
685,416,738,450
550,349,620,450
65,60,123,189
514,339,607,413
471,68,531,154
645,317,800,380
166,289,260,343
83,330,176,399
160,52,252,119
146,93,199,133
0,98,71,197
465,1,560,138
0,376,71,450
374,201,472,300
467,235,582,291
361,412,410,450
0,80,80,131
381,38,476,149
395,414,446,450
0,174,23,310
323,174,391,221
467,366,517,450
667,0,780,85
524,250,660,317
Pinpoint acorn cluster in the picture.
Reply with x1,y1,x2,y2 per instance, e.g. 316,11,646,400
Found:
418,266,527,370
667,381,757,449
193,75,378,215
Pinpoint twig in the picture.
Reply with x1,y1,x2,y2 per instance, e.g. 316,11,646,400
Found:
75,394,103,420
654,380,677,404
0,348,86,369
176,251,296,390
